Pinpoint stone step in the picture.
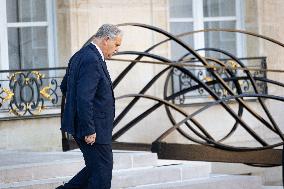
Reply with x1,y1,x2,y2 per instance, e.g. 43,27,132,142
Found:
0,161,211,189
0,177,63,189
211,162,282,187
112,161,211,188
127,175,263,189
0,150,157,184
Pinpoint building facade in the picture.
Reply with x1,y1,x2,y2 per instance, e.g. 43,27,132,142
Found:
0,0,283,175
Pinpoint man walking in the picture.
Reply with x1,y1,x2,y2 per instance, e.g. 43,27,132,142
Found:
57,24,123,189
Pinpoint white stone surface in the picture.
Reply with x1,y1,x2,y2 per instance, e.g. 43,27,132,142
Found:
0,150,271,189
0,117,62,151
211,162,282,186
0,174,264,189
128,175,263,189
0,150,157,184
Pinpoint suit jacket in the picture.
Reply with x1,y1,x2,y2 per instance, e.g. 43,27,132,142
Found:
60,43,115,144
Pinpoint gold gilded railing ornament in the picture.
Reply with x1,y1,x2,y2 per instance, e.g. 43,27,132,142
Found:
9,109,20,116
227,60,239,69
40,86,52,100
2,71,58,116
31,71,45,80
203,76,213,82
8,72,22,82
37,105,45,113
24,78,30,84
1,88,14,103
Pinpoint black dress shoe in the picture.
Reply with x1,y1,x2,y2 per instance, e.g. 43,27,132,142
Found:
55,186,65,189
55,185,82,189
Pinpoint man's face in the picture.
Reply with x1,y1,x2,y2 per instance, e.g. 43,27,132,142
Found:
102,35,122,59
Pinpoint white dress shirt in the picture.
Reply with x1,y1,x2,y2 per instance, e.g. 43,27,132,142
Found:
91,41,105,61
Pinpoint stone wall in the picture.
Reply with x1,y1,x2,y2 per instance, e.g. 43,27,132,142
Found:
254,0,284,141
0,117,61,151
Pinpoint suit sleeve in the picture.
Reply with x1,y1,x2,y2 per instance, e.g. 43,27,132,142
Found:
76,58,101,137
60,57,75,97
60,71,67,97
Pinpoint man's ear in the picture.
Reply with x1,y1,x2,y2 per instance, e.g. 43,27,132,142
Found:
103,37,109,45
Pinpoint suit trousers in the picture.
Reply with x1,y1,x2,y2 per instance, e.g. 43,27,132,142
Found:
63,137,113,189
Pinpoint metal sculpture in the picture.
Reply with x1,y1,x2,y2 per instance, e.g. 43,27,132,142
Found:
113,23,284,165
61,23,284,166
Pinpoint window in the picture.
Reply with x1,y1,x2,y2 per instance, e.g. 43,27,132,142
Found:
169,0,244,59
0,0,57,70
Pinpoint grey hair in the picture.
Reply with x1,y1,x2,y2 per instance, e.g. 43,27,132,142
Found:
94,24,122,40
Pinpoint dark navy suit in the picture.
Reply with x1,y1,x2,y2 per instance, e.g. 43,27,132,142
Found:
60,43,115,189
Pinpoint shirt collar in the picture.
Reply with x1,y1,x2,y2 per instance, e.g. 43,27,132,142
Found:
91,41,105,61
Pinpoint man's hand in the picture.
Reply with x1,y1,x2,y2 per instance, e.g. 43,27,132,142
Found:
85,133,96,145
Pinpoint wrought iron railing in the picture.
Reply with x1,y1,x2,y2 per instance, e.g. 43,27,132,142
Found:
171,57,267,105
0,67,66,119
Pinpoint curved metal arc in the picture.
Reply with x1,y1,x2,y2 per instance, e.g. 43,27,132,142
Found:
108,22,282,151
112,51,175,139
175,66,269,146
113,51,172,128
192,52,278,137
112,51,256,143
175,53,245,142
254,77,284,88
117,23,284,61
113,65,171,127
112,53,140,88
113,51,218,141
113,75,283,148
163,68,215,141
112,42,168,88
195,48,280,137
116,23,271,146
167,73,283,144
113,23,284,93
165,74,284,143
199,57,244,142
112,53,270,146
117,23,210,68
82,25,284,92
166,76,284,104
201,61,274,139
113,102,211,145
116,93,283,151
112,103,160,141
112,51,212,141
155,93,284,151
204,57,277,134
114,93,217,144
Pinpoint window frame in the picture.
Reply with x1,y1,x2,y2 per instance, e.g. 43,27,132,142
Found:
168,0,245,57
0,0,57,71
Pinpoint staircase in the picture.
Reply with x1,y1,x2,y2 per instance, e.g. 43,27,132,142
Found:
0,150,280,189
